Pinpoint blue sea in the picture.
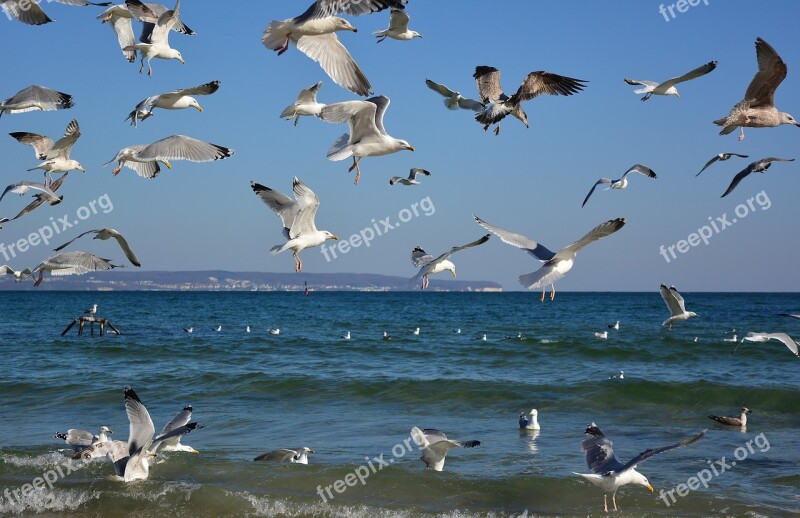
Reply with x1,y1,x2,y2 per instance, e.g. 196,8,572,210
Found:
0,291,798,517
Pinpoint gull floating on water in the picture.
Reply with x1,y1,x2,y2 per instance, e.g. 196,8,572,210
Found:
575,422,705,513
696,153,749,176
54,228,141,267
608,370,624,380
594,331,608,339
778,313,800,320
473,66,588,135
125,80,220,127
660,284,698,329
723,334,738,342
105,135,234,178
245,326,250,333
624,60,717,101
519,409,540,431
262,0,405,96
382,331,391,341
320,95,414,185
33,251,122,287
0,265,33,282
720,157,794,198
373,7,421,42
390,168,430,186
581,164,657,207
475,215,625,302
0,181,62,207
254,447,315,464
608,321,620,330
123,0,185,77
280,81,326,126
213,325,222,332
251,177,338,272
54,426,112,452
341,331,351,339
1,0,111,25
183,327,193,333
11,119,85,185
425,79,485,112
267,328,281,335
411,327,420,335
0,85,73,118
410,234,490,289
735,332,799,357
708,407,751,428
715,37,799,140
410,427,480,472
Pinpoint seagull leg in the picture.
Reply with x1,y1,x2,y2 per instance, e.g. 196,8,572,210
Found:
376,35,386,43
293,252,302,272
641,93,651,102
112,162,122,176
540,288,545,303
276,36,290,56
738,127,745,141
147,59,153,78
550,283,556,301
138,56,145,74
34,271,44,287
603,494,608,513
349,159,362,185
293,116,300,126
494,124,500,136
612,494,618,511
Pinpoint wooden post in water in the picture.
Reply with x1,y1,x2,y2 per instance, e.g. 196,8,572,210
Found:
60,316,121,337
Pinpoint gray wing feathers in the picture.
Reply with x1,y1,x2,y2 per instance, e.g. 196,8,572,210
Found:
473,215,556,261
295,34,372,97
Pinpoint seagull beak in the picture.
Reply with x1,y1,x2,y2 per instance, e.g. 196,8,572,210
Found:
190,449,200,454
350,27,358,32
195,105,203,113
308,449,316,454
450,271,456,278
330,235,339,240
161,160,172,169
179,57,186,64
646,484,654,492
405,145,415,152
107,428,113,434
675,92,681,99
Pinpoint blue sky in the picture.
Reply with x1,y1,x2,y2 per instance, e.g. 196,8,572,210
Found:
0,0,797,291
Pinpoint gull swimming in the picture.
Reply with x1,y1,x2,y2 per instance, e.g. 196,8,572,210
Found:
581,164,657,207
624,60,717,101
280,81,326,126
0,181,62,206
475,215,625,302
410,427,480,472
267,328,281,335
0,265,33,282
411,327,420,335
254,447,315,464
104,135,234,178
708,407,751,428
0,85,73,118
390,168,430,186
594,331,608,339
123,0,185,77
778,313,800,320
735,332,799,357
125,80,220,127
382,331,392,341
410,234,490,289
608,321,620,330
320,95,414,185
575,422,705,513
11,119,85,184
251,177,338,272
519,409,540,431
341,331,351,339
54,228,141,267
262,0,405,96
54,426,112,452
1,0,111,25
1,172,68,223
473,66,588,135
660,284,698,329
425,79,485,112
715,37,799,140
183,326,193,333
33,251,122,287
720,157,794,198
373,7,421,42
696,152,749,176
213,325,222,332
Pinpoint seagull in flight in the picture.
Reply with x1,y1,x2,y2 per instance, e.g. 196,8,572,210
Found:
280,81,326,126
251,177,338,272
0,85,74,118
123,0,186,77
104,135,234,179
410,427,480,471
125,80,220,127
734,332,799,357
54,228,142,267
33,251,122,287
581,164,657,207
373,7,421,42
696,153,749,176
708,407,751,428
1,172,69,224
390,168,430,186
254,447,315,464
11,119,85,185
424,79,485,112
0,265,33,282
474,216,625,302
1,0,112,25
0,181,62,206
624,60,717,101
720,157,794,198
410,234,490,289
660,284,698,329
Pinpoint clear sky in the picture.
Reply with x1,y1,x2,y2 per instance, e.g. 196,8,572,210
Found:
0,0,798,291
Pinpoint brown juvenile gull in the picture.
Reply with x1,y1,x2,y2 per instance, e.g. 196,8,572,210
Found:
1,0,111,26
373,7,422,42
696,152,749,176
720,157,794,198
708,407,751,428
474,215,625,302
104,135,234,178
54,228,141,267
735,332,799,357
390,168,430,186
581,164,657,207
279,81,326,126
254,447,315,464
714,37,800,141
251,177,338,272
425,79,485,112
262,0,406,97
33,251,123,287
410,234,490,289
0,85,73,118
575,422,705,513
11,119,85,185
125,80,220,127
473,66,588,135
660,284,698,329
624,60,717,101
410,427,480,472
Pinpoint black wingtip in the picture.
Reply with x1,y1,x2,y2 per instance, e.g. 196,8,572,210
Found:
585,423,604,437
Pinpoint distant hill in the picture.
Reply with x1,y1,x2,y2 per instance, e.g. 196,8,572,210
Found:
0,270,503,292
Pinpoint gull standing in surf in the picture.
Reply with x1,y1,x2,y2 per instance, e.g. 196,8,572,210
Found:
123,0,185,77
11,119,85,185
660,284,698,329
715,37,799,140
720,157,794,198
1,0,111,25
104,135,234,178
519,409,540,431
474,216,625,302
251,177,338,272
708,407,751,428
409,234,490,289
0,86,74,118
473,66,588,135
54,228,141,267
125,80,220,127
54,426,112,452
624,60,717,101
735,332,799,357
581,164,657,207
696,153,749,176
279,81,326,126
254,447,315,464
410,427,480,472
425,79,485,112
373,7,421,42
262,0,406,97
0,265,33,282
575,423,705,513
319,95,414,185
390,168,430,186
33,251,122,287
0,182,62,206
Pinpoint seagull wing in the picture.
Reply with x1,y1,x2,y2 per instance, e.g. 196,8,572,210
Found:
473,66,504,103
510,71,588,104
620,164,657,180
295,33,372,97
35,251,119,276
253,449,299,462
581,423,626,474
745,37,788,108
660,284,684,316
107,229,141,267
9,132,54,159
721,163,756,198
433,234,491,264
411,247,433,267
1,0,53,24
425,79,457,98
556,218,626,260
473,215,556,261
251,181,300,240
134,135,234,163
294,0,405,22
159,405,192,436
164,80,221,98
619,430,706,472
53,229,101,252
388,7,409,32
697,155,721,176
123,388,155,457
581,178,612,207
147,0,179,45
759,333,800,356
10,174,67,220
297,81,323,104
623,79,658,87
408,168,430,180
1,85,74,114
657,60,717,90
365,95,391,136
47,119,81,159
320,100,379,143
0,182,59,203
107,12,136,62
457,97,486,112
289,177,320,236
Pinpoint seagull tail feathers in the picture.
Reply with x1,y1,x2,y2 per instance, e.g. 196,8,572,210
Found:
262,20,291,50
327,134,352,161
279,105,296,119
269,244,287,255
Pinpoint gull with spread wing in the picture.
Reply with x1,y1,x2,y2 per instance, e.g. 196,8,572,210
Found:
0,265,33,282
122,0,185,77
11,119,85,185
660,284,698,329
1,173,68,224
410,427,480,472
389,168,430,186
104,135,234,178
410,234,490,289
54,228,141,267
254,447,315,464
33,251,122,287
0,181,62,206
624,60,717,101
125,80,220,127
696,152,749,176
279,81,326,126
373,7,421,42
424,79,485,112
582,164,657,207
0,86,73,118
720,157,794,198
734,332,799,357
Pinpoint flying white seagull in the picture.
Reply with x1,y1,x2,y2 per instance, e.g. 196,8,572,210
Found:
0,265,33,282
474,216,625,302
33,251,122,287
1,0,111,25
0,182,62,206
1,173,69,224
54,228,141,267
735,332,799,357
373,7,421,42
104,135,234,178
410,427,480,472
11,119,85,184
254,447,315,464
0,85,74,118
125,81,220,127
624,60,717,101
123,0,185,77
660,284,698,329
575,422,705,513
581,164,657,207
279,81,326,126
696,153,749,176
424,79,485,112
720,157,794,198
319,95,414,185
251,177,338,272
410,234,490,289
390,168,430,186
